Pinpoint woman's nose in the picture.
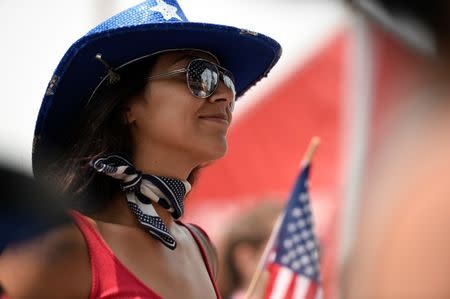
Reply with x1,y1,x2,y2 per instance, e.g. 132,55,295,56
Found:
208,81,236,111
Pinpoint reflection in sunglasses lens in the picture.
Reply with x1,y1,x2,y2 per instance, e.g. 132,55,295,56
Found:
187,60,236,99
223,74,235,96
188,61,218,98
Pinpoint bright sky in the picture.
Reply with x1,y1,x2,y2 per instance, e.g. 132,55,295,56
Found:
0,0,349,172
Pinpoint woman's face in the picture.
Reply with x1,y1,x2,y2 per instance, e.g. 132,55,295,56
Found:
126,50,234,166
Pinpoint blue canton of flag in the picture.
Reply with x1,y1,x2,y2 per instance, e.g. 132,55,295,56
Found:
264,164,322,299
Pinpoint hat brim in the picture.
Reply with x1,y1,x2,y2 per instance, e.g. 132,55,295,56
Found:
33,22,281,176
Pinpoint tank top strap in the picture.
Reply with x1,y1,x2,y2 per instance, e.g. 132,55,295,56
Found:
69,210,102,299
181,222,221,299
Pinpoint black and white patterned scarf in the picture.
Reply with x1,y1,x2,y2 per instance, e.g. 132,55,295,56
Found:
90,154,191,250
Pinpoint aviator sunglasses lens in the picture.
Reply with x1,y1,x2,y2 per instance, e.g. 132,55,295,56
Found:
186,60,219,98
221,69,236,96
186,59,236,100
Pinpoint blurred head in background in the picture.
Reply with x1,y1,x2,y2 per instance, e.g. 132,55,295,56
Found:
345,1,450,298
217,200,282,299
0,164,70,252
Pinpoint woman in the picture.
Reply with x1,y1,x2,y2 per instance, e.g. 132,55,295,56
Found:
0,0,281,298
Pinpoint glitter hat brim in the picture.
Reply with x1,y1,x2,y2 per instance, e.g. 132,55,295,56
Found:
33,22,281,177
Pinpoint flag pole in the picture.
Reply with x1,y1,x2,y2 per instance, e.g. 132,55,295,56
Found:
244,137,321,299
244,207,284,299
301,136,321,167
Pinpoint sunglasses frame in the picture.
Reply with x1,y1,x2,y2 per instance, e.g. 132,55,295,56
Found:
147,58,236,101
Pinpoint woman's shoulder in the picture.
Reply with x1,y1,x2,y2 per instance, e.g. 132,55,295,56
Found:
0,222,90,298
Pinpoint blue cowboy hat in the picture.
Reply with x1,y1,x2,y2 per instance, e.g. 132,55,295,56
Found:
32,0,281,177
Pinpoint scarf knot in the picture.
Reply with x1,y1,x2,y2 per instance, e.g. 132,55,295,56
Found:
90,154,191,250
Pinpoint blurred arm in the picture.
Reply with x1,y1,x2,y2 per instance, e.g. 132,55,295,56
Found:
0,224,90,299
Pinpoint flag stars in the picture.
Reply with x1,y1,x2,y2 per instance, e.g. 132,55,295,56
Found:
291,207,302,217
296,246,305,255
306,240,315,250
297,219,306,228
288,251,297,260
301,255,311,266
291,260,301,270
302,205,310,214
301,230,311,239
312,250,319,261
299,192,309,203
283,239,294,249
305,267,314,276
287,223,297,233
281,255,290,264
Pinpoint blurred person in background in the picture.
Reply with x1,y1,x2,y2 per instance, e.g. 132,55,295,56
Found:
0,165,70,253
344,1,450,298
218,201,282,299
0,0,281,298
0,165,70,298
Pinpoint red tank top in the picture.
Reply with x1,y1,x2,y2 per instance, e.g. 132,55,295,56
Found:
71,210,220,299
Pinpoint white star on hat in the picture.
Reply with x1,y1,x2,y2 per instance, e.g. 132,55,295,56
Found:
150,0,183,21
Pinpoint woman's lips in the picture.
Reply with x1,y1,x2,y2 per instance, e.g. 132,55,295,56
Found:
199,113,229,125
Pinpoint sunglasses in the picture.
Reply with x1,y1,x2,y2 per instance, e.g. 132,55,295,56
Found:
147,58,236,109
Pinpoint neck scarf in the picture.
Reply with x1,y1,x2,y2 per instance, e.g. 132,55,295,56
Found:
90,154,191,250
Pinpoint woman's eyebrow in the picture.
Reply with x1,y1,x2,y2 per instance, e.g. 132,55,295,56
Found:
170,54,197,67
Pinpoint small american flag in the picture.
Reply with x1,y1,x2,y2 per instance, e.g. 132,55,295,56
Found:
263,164,323,299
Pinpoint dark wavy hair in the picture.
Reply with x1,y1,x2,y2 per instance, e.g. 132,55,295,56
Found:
44,55,199,213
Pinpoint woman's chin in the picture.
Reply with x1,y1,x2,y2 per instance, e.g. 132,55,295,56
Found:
194,142,228,164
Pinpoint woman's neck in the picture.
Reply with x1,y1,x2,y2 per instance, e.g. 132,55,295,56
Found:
93,191,176,229
132,145,200,181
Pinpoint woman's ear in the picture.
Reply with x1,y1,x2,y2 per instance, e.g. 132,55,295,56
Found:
123,99,139,125
123,92,146,125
